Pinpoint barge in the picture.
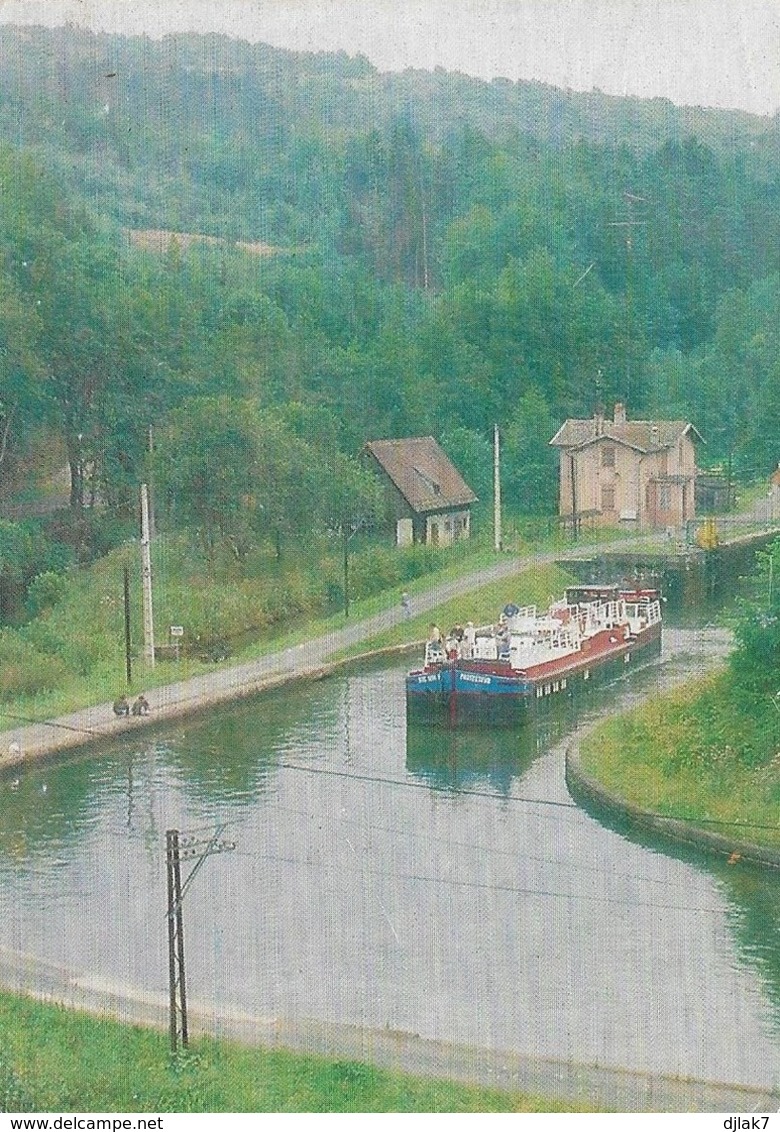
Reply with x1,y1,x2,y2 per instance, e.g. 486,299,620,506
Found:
405,585,662,725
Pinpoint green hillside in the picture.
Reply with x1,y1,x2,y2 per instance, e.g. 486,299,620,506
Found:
0,23,778,640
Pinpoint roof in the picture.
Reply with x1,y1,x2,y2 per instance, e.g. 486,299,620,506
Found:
364,437,478,513
549,418,702,452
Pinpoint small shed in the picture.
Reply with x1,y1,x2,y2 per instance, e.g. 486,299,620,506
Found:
363,437,478,546
695,470,732,514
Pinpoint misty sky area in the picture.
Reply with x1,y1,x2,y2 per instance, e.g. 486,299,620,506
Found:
1,0,779,116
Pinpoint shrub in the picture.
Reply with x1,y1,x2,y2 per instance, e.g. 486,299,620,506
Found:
25,570,69,618
0,631,68,700
729,608,780,696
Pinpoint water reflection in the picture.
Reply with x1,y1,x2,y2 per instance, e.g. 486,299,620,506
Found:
161,689,334,810
0,757,101,862
405,708,573,795
573,776,780,1038
719,863,780,1032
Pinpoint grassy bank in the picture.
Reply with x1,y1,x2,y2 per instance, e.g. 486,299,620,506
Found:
578,670,780,848
334,561,575,660
0,993,586,1113
0,517,607,726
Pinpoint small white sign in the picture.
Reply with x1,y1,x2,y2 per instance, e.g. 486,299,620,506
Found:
170,625,184,638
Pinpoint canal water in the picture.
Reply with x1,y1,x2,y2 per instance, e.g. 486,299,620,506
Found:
1,628,779,1092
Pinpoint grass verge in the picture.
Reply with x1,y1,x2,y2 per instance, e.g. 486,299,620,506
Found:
332,562,575,661
0,519,607,727
578,670,780,847
0,993,588,1113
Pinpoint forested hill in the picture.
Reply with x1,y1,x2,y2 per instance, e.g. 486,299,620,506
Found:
1,23,778,242
1,21,780,581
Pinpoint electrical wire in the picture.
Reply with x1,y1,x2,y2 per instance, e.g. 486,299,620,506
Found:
0,711,103,737
186,755,780,835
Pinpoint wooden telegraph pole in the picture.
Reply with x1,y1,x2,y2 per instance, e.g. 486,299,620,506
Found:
493,423,502,552
140,483,155,668
123,565,132,686
569,451,579,542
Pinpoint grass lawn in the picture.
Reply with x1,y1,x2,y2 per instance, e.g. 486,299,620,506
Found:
578,670,780,847
0,993,589,1113
332,562,574,660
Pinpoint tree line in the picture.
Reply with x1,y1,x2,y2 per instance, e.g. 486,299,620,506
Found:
1,25,779,616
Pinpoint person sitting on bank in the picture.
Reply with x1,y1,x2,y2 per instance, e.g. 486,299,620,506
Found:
113,695,130,717
131,694,150,716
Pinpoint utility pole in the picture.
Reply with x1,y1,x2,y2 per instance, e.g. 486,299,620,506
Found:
147,426,156,539
769,553,774,609
123,565,132,686
165,826,236,1054
140,483,155,668
493,423,502,552
166,830,186,1053
343,523,350,619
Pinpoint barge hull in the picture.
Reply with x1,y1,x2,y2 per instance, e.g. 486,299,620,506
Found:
406,626,661,727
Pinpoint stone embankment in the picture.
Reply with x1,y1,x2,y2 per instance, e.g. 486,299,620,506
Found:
565,621,780,870
0,944,777,1112
566,746,780,869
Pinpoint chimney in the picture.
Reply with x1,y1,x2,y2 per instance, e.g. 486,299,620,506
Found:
594,402,604,436
614,402,627,425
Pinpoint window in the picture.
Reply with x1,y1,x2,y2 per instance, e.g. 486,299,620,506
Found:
659,485,672,510
601,486,615,512
601,445,615,468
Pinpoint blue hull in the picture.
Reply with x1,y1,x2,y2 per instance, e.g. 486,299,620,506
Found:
405,631,662,726
406,665,534,725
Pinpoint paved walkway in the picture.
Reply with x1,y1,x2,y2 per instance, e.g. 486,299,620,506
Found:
0,944,776,1111
0,539,657,769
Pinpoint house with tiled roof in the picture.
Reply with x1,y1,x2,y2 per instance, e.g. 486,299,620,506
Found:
549,403,702,530
363,437,478,546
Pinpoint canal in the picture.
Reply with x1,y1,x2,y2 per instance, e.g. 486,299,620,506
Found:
1,625,779,1093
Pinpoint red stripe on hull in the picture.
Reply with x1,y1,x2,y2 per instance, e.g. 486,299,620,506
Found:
453,623,661,685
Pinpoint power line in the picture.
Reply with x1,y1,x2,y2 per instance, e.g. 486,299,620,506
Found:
104,749,780,839
264,757,780,835
214,847,732,918
274,758,580,810
0,711,103,737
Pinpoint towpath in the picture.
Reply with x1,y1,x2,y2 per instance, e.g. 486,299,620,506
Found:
0,538,666,768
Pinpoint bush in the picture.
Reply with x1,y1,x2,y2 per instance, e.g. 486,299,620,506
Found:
0,631,68,700
25,570,69,618
348,543,446,601
42,509,135,566
348,546,403,599
729,607,780,697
